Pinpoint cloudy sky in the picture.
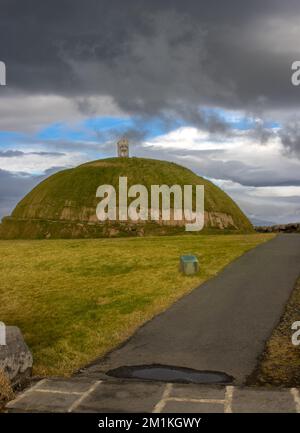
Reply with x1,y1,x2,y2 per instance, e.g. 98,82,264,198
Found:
0,0,300,224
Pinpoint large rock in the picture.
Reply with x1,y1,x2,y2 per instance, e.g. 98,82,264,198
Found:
0,326,33,387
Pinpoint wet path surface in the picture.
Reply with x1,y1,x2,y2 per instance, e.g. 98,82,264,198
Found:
107,364,233,384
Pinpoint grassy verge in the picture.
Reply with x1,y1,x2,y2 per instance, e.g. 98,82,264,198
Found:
0,234,273,376
250,277,300,387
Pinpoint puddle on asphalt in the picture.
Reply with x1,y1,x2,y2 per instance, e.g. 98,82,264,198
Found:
107,364,234,384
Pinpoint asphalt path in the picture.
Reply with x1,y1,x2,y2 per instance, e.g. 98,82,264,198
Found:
83,234,300,384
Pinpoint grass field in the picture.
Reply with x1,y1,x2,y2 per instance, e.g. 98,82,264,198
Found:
0,234,273,376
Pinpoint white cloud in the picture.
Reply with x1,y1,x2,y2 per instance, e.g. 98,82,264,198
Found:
143,126,300,182
0,151,85,174
141,126,300,223
247,185,300,198
144,125,281,154
144,127,236,151
212,178,300,224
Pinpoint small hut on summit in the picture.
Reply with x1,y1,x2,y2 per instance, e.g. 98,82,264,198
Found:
117,138,129,157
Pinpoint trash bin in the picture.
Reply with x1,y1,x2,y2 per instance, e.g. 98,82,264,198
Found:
179,255,199,275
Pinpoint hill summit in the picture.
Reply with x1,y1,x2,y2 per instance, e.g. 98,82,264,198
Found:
0,157,252,238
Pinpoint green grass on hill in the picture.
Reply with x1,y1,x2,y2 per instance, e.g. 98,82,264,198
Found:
0,234,273,376
11,157,252,231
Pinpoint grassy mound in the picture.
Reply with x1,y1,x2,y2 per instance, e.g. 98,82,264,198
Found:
0,158,253,238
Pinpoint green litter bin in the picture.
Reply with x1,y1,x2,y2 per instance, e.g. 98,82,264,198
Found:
179,255,199,275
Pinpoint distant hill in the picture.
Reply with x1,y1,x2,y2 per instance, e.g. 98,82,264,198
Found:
0,157,253,238
250,217,275,227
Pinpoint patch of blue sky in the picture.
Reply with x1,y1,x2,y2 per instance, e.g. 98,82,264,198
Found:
84,115,178,139
36,115,178,144
232,117,280,130
201,106,280,130
0,131,28,149
37,117,134,143
84,116,134,131
36,122,90,141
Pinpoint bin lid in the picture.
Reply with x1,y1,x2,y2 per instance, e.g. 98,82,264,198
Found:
180,255,198,263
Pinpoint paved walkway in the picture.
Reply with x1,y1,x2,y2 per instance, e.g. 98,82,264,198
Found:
6,378,300,413
82,234,300,384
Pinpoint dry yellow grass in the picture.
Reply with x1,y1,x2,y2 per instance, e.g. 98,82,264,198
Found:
252,277,300,386
0,370,14,409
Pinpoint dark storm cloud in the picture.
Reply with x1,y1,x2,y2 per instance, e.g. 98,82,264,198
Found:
248,122,276,145
197,159,300,187
0,166,64,220
1,0,300,121
0,150,26,157
1,1,300,224
279,121,300,157
0,150,65,157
